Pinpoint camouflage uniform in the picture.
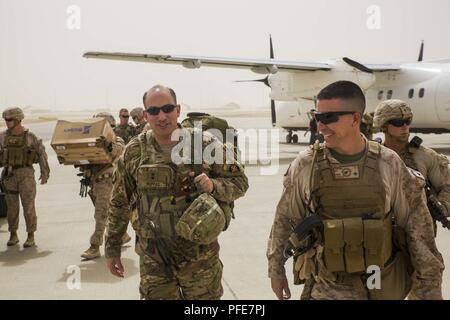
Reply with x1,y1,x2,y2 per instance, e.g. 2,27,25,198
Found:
105,128,248,300
79,136,124,247
134,122,147,136
0,129,50,234
360,112,374,140
267,140,444,300
373,99,450,216
114,124,136,144
397,146,450,214
130,107,147,136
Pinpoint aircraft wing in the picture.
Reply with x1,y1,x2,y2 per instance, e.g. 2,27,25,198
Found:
83,51,332,73
364,63,401,72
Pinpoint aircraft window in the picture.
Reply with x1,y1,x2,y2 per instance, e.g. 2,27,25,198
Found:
408,89,414,98
419,88,425,98
387,90,393,99
377,90,384,100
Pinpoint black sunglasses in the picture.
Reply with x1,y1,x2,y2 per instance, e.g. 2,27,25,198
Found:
120,115,130,118
313,111,355,125
145,104,177,116
4,118,14,122
388,119,411,127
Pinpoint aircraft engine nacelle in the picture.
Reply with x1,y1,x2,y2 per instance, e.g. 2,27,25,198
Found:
269,60,376,101
182,60,201,69
251,65,279,74
275,100,314,130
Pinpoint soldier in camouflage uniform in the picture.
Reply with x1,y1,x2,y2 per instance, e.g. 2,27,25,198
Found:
373,99,450,226
113,108,135,144
0,107,50,247
267,81,444,300
105,85,248,300
79,112,127,260
360,112,374,140
130,107,148,136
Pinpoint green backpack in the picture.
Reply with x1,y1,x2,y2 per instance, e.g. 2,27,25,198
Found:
181,112,238,151
180,112,239,230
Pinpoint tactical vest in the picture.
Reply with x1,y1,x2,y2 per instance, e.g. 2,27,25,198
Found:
0,131,39,167
135,131,204,243
310,141,393,275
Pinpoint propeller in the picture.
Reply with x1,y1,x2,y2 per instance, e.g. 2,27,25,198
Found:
270,34,274,59
418,40,424,62
343,57,373,73
234,76,270,87
234,35,276,126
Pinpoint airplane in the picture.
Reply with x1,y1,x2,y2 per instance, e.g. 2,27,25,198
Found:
83,37,450,143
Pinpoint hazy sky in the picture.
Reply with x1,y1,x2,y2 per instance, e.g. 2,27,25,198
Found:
1,0,450,111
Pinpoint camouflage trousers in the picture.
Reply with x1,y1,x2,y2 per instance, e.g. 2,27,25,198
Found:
308,279,369,300
3,167,37,233
139,253,223,300
89,177,113,246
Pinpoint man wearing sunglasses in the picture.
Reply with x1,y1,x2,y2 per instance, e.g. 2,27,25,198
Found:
373,99,450,229
0,107,50,248
113,108,136,144
268,81,443,300
130,107,148,136
105,85,248,299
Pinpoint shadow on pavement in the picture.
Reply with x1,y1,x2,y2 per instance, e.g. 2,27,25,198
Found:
57,257,139,284
0,246,52,267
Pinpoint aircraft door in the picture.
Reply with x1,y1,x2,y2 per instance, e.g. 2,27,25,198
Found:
436,76,450,121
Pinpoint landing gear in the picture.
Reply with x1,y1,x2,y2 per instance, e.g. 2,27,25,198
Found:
286,131,293,143
286,130,299,144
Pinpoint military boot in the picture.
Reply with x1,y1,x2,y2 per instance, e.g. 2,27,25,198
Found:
81,245,100,260
121,232,132,245
23,233,35,248
7,232,19,246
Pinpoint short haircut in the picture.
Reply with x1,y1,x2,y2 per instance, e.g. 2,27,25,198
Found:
119,108,128,115
142,85,177,106
317,81,366,114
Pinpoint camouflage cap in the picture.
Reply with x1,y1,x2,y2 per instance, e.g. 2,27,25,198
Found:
94,112,116,127
2,107,24,121
130,107,144,118
373,99,413,128
175,193,225,245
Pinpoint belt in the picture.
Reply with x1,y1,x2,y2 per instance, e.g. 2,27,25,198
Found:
11,165,32,170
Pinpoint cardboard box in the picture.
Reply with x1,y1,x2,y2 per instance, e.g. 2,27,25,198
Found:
51,118,116,165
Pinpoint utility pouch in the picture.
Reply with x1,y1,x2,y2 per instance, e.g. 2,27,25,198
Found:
323,219,345,272
343,217,365,273
368,251,412,300
137,164,175,196
363,219,385,268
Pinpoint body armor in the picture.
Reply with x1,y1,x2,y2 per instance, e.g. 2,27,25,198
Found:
0,131,39,167
135,131,225,255
311,141,392,274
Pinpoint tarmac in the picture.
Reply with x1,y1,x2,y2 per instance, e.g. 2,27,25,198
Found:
0,115,449,299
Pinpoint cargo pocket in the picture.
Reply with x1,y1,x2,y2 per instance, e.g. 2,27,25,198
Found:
368,251,412,300
323,220,345,272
